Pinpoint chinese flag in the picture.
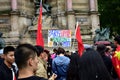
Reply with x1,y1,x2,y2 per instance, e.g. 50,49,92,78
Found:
75,22,84,56
36,0,44,47
112,50,120,79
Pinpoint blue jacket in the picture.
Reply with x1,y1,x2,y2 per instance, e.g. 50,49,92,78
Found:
52,55,70,80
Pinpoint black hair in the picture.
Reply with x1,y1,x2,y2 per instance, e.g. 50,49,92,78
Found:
15,43,38,69
105,48,110,52
67,53,80,80
79,48,112,80
53,48,57,53
57,47,65,55
114,35,120,44
110,43,116,52
96,44,106,56
3,46,15,54
34,45,44,56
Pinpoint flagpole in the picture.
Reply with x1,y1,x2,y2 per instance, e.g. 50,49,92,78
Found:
72,21,78,50
75,21,78,35
39,0,42,8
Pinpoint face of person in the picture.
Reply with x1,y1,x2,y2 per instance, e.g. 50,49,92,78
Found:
40,52,48,60
43,52,48,61
4,51,15,65
108,47,112,52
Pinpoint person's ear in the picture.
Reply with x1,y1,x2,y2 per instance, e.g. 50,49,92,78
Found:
28,58,34,66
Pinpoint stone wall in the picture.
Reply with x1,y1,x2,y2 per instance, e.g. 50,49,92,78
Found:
18,0,35,16
0,0,35,46
0,0,100,49
0,0,11,12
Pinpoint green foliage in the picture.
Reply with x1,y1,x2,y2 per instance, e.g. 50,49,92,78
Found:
98,0,120,35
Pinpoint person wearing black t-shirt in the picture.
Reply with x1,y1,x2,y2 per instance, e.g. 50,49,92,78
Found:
0,46,17,80
15,44,56,80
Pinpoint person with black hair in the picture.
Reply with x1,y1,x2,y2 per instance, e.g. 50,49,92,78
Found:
66,53,80,80
15,43,47,80
44,49,53,78
105,46,113,58
112,35,120,79
96,44,113,72
0,46,17,80
34,45,48,79
52,47,70,80
96,44,117,79
51,48,57,60
79,48,113,80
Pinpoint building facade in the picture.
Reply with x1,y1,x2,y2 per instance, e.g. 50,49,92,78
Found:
0,0,99,49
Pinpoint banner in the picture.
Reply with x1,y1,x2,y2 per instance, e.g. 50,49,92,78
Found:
48,30,71,47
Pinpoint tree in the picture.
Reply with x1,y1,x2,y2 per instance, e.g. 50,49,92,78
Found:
98,0,120,35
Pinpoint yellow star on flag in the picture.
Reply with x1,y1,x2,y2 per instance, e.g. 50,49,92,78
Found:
114,51,120,60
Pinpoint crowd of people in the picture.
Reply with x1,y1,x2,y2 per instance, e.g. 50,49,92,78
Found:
0,35,120,80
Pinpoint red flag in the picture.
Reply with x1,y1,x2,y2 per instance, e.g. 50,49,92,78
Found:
36,0,44,47
112,46,120,79
75,22,84,56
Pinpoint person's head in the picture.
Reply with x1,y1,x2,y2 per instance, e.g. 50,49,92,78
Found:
110,43,116,52
34,45,45,59
79,48,112,80
43,49,50,61
96,44,106,56
3,46,15,65
114,35,120,45
53,48,57,53
15,44,38,72
65,51,71,56
105,46,112,53
57,47,65,55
